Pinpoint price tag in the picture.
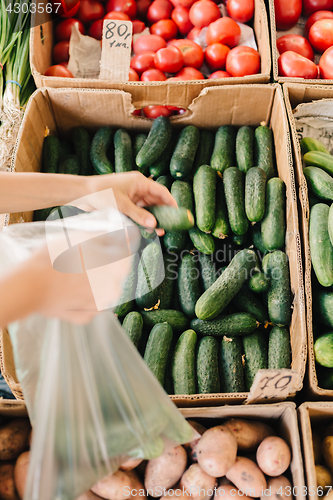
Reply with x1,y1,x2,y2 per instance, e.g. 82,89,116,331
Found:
100,19,132,81
245,369,301,405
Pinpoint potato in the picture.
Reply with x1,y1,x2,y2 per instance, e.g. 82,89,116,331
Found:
256,436,291,477
160,487,188,500
14,451,30,499
260,475,291,499
214,485,254,500
312,431,322,465
197,426,237,478
183,421,207,463
0,462,19,500
322,436,333,474
145,445,187,497
180,463,216,500
226,457,266,498
126,470,146,499
120,459,143,471
77,492,104,500
91,470,132,500
224,419,275,452
316,465,333,490
0,419,31,461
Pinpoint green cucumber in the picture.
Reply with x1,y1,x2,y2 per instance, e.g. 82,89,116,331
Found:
33,207,55,222
171,180,194,213
254,125,275,180
146,206,194,231
191,312,258,337
245,167,267,222
313,289,333,328
223,167,248,236
178,253,201,319
318,366,333,390
301,137,330,155
210,126,236,173
150,131,177,178
303,167,333,201
73,127,92,176
144,323,173,385
261,177,286,252
164,336,177,394
195,248,258,320
189,227,215,255
212,179,230,239
136,116,172,169
309,203,333,287
122,312,143,348
90,127,114,174
314,332,333,368
268,326,291,369
219,336,245,393
58,155,80,175
43,135,61,173
232,231,250,247
134,133,149,176
141,309,189,332
198,253,217,291
232,287,269,324
48,206,85,220
170,126,200,179
249,272,270,293
197,337,220,394
193,165,216,233
193,129,215,173
304,151,333,176
137,225,157,240
59,140,73,162
262,250,292,327
158,253,178,309
236,126,254,174
172,329,197,395
251,223,268,254
114,129,135,173
136,242,164,309
156,176,173,190
114,254,139,317
328,202,333,248
243,330,268,391
163,231,188,253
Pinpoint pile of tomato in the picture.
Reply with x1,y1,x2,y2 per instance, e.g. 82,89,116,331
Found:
274,0,333,79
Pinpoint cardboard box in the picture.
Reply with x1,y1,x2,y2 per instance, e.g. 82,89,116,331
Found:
0,84,306,405
30,0,271,100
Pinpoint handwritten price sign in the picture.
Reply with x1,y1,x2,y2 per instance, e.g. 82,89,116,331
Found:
100,20,132,81
246,369,301,404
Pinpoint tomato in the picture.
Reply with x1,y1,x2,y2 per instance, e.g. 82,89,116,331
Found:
278,51,318,78
226,45,260,77
171,6,193,34
136,0,151,18
303,0,333,17
274,0,302,31
141,68,167,80
227,0,254,23
132,19,146,33
52,0,80,18
129,67,140,80
169,39,204,68
309,19,333,52
132,109,142,116
305,11,333,36
88,19,103,38
205,42,230,70
208,69,231,78
143,106,173,118
106,0,137,18
55,19,85,41
59,61,68,67
130,52,156,73
104,10,130,19
147,0,173,23
78,0,104,23
44,65,74,77
169,0,181,6
276,34,314,60
53,41,69,64
179,0,197,8
189,0,220,28
206,17,241,48
154,45,184,72
133,34,167,54
187,26,201,40
175,66,204,78
319,46,333,78
150,19,178,39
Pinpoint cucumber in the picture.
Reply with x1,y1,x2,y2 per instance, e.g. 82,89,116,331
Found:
236,126,254,174
243,330,268,391
189,227,215,255
212,179,230,239
48,206,85,221
43,135,61,173
193,129,215,173
171,180,194,214
59,140,73,162
90,127,114,174
191,312,258,337
150,131,177,178
114,129,135,173
59,155,80,175
313,289,333,328
268,326,291,369
144,323,173,384
136,116,172,169
219,336,245,393
156,176,173,190
136,242,164,309
158,253,177,309
33,207,55,222
172,329,197,395
137,225,157,240
251,223,268,254
328,202,333,248
304,151,333,176
193,165,216,233
170,126,200,179
232,232,250,247
73,127,92,176
122,312,143,348
314,332,333,368
309,203,333,287
303,167,333,201
249,272,270,293
134,133,147,157
163,231,188,253
164,336,177,394
254,125,275,180
245,167,267,222
146,206,194,231
197,337,220,394
301,137,330,155
223,167,248,236
195,248,258,320
114,254,139,317
232,287,269,324
141,309,189,332
318,366,333,390
262,250,292,327
210,126,236,173
178,253,201,318
261,177,286,252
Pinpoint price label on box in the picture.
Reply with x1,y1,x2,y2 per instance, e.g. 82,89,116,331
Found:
100,19,132,81
246,369,301,404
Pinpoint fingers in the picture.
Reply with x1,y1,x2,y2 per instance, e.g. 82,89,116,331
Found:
132,175,178,208
125,202,158,228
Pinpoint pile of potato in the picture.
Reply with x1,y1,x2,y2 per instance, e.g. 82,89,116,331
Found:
312,422,333,493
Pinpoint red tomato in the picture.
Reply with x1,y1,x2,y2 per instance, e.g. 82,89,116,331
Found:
55,19,85,41
179,0,197,7
45,65,74,77
143,106,173,118
170,0,181,6
274,0,302,31
88,19,103,38
105,0,137,18
104,10,130,18
208,69,232,78
154,45,184,72
147,0,173,23
150,19,178,39
205,42,230,70
305,11,333,36
52,0,80,18
319,45,333,78
303,0,333,17
132,19,146,33
132,109,142,116
130,52,156,73
175,66,204,78
189,0,220,28
129,67,140,80
206,17,241,47
169,39,204,68
141,68,167,80
53,41,69,64
276,34,314,60
309,19,333,52
136,0,151,18
133,34,167,54
227,0,254,23
187,26,201,40
78,0,104,23
171,6,193,34
226,45,260,77
278,50,318,78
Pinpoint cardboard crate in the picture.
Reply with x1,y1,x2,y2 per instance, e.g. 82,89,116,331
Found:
0,84,306,405
30,0,271,100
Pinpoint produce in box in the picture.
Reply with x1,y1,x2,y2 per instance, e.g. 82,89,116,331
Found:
308,418,333,494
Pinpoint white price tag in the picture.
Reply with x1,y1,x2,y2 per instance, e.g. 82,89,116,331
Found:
100,19,132,81
245,369,301,404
